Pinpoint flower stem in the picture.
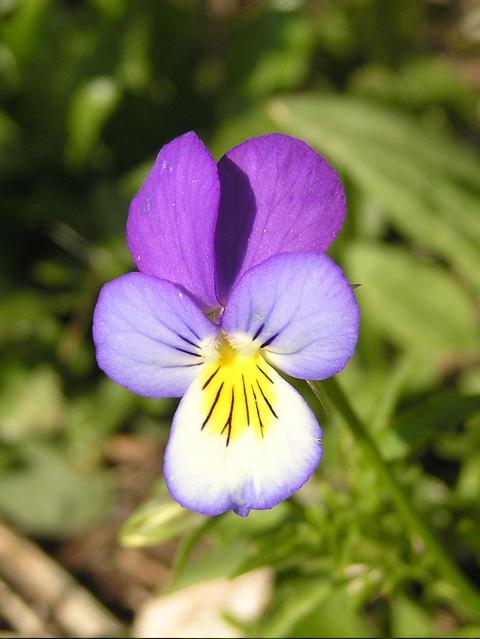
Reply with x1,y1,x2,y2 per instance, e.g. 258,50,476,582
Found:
308,376,480,619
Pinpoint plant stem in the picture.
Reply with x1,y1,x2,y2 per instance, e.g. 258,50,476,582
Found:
308,376,480,619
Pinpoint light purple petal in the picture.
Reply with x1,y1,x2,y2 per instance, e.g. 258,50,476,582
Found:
221,252,359,380
127,132,220,310
93,272,217,398
164,364,322,516
215,133,346,300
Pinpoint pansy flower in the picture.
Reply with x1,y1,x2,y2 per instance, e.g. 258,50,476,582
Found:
93,132,359,517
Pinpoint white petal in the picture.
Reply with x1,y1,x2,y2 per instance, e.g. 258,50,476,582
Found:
163,357,322,516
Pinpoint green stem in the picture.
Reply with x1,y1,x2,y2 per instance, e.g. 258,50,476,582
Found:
308,377,480,619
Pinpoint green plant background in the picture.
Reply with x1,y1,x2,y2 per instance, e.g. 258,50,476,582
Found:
1,0,479,636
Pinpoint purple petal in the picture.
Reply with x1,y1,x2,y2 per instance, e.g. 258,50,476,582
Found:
221,252,359,380
127,132,220,310
164,363,322,516
215,133,346,300
93,272,217,398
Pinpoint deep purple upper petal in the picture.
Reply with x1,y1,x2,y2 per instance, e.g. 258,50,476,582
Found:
221,252,359,380
93,272,217,398
215,133,346,301
127,132,220,311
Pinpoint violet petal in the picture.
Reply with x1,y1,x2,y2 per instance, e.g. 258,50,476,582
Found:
221,252,360,380
93,272,217,398
127,131,220,311
215,133,346,300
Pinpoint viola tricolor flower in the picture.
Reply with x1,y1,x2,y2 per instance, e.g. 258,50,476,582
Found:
93,132,359,517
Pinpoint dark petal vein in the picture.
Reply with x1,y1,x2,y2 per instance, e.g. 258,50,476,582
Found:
256,364,274,384
241,374,250,426
202,382,224,429
257,379,278,418
251,384,264,438
202,367,220,389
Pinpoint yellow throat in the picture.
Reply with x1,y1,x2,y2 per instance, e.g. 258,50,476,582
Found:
200,335,277,446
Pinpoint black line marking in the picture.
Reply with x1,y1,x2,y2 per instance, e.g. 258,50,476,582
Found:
241,374,250,426
201,382,224,430
202,367,220,390
256,364,273,384
256,380,278,419
174,346,202,357
185,324,201,340
221,387,235,447
261,333,278,348
176,333,199,348
252,323,265,340
251,384,264,438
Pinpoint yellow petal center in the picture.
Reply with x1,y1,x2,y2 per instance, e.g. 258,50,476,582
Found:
200,334,277,445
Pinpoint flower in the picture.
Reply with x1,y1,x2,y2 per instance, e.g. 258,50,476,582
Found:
93,132,359,517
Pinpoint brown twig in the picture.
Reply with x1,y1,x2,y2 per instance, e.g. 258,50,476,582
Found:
0,577,52,636
0,521,123,638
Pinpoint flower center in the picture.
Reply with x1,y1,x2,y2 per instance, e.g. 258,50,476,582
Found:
200,333,277,446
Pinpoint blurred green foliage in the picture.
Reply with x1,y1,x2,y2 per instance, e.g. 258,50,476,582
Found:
1,0,479,636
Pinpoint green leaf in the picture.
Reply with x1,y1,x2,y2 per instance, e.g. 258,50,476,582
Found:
261,580,371,639
289,588,372,638
225,12,314,100
66,76,121,168
0,110,18,145
444,627,480,638
261,579,332,638
265,94,480,291
120,484,202,548
457,451,480,509
345,243,479,355
390,594,436,638
379,392,480,461
0,443,112,536
0,291,60,345
118,16,152,91
214,95,480,297
350,57,478,120
91,0,126,18
172,507,289,591
268,94,480,195
2,0,50,64
65,380,136,466
171,539,252,592
0,366,64,441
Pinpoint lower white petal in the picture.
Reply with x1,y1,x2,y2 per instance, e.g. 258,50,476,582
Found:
163,355,322,517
